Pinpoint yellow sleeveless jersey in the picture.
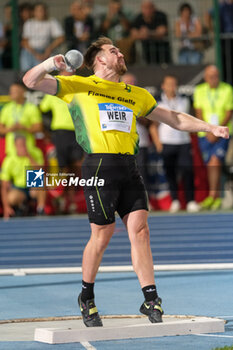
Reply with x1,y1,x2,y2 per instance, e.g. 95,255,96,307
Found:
56,74,157,154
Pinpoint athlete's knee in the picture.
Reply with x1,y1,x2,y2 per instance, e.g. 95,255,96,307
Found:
95,236,110,252
90,225,114,252
130,223,150,244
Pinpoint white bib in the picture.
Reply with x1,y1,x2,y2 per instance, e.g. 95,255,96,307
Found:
99,103,133,133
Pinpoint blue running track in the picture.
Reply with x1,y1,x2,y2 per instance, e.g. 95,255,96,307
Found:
1,212,233,269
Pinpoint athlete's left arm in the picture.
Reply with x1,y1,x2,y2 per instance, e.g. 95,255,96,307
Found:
146,105,229,139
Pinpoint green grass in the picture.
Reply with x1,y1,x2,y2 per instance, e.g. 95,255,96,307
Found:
212,347,233,350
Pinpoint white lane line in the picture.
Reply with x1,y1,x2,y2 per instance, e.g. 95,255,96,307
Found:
195,334,233,338
80,342,97,349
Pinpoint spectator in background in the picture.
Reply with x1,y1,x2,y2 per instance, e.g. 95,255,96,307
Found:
0,21,4,69
193,65,233,210
82,0,106,32
205,0,233,84
121,72,152,190
40,71,84,213
1,2,12,69
1,135,45,219
131,0,170,64
153,75,199,213
99,0,134,63
19,2,33,39
99,0,132,42
64,0,94,53
175,3,203,65
20,2,64,71
0,82,43,165
121,72,168,198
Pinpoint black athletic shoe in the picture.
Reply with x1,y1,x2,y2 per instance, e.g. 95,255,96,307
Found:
78,293,103,327
140,297,163,323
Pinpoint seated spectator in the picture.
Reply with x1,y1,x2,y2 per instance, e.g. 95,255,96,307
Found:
205,0,233,84
153,74,199,213
0,82,43,164
193,65,233,210
131,0,170,64
175,3,203,65
20,1,64,71
1,134,45,219
64,0,94,53
40,71,84,213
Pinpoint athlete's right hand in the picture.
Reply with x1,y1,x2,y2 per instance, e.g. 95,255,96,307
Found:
42,54,66,73
53,54,67,71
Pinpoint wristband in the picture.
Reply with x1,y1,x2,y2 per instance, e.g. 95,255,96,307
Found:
41,57,57,73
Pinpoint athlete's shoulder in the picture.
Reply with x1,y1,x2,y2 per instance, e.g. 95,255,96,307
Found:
87,75,116,87
56,74,89,83
129,84,153,97
88,75,103,84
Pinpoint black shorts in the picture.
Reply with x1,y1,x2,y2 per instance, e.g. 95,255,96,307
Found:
52,130,84,168
82,153,148,225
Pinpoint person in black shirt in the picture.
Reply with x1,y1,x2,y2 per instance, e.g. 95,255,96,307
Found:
64,0,94,53
131,0,171,64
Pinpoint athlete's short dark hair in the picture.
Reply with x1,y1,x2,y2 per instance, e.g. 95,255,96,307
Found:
84,37,113,71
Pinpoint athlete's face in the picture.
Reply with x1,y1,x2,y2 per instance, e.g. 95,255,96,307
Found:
99,45,127,75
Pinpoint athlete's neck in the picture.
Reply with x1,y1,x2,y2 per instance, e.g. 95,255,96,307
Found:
94,69,121,83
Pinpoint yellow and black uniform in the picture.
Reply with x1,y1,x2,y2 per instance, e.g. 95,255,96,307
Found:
40,94,83,168
56,74,157,224
56,75,156,154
